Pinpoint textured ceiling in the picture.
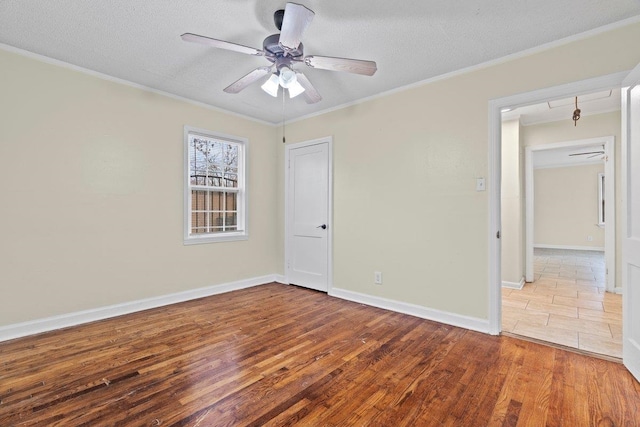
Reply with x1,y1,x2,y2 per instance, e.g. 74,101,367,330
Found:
1,1,639,124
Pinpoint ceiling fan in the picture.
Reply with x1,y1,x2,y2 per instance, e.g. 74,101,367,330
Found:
569,146,605,159
181,2,377,104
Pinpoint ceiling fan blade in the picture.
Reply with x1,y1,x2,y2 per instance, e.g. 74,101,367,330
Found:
295,72,322,104
181,33,264,56
223,67,272,94
569,151,605,156
304,55,377,76
279,3,314,51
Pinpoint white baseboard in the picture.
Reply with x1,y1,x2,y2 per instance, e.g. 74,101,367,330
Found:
534,244,604,251
0,275,277,343
1,277,493,343
624,347,640,383
502,277,525,290
329,288,489,334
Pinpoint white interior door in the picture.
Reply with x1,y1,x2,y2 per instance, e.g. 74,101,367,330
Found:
286,139,331,292
622,63,640,382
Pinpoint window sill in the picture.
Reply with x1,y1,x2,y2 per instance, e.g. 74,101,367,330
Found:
184,233,248,245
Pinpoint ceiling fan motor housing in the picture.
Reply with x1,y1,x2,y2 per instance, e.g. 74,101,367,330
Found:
263,34,304,59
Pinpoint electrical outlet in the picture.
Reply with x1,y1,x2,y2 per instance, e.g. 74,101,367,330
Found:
374,271,382,285
476,177,485,191
587,235,593,241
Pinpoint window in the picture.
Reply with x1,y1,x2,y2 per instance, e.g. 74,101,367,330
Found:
598,172,605,226
184,126,247,244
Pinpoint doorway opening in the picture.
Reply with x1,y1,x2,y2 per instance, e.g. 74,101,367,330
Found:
487,72,627,359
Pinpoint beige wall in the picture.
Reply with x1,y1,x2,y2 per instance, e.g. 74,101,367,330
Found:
522,111,621,285
0,49,279,327
534,164,605,247
278,22,640,320
501,120,524,284
2,20,639,329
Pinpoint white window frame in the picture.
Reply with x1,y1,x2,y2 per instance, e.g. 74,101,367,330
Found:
598,172,605,227
184,126,248,244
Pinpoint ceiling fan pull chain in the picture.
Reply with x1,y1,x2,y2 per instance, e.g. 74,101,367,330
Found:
572,96,581,126
282,89,286,143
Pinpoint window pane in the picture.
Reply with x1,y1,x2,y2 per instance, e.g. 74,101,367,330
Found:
189,142,197,185
226,213,237,226
208,141,224,166
210,212,224,229
224,172,238,188
191,212,207,233
191,190,207,211
208,191,224,210
208,172,222,187
224,145,238,168
191,138,207,185
226,193,237,210
189,137,239,189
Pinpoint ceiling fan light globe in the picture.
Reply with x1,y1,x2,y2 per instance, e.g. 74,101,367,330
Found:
288,80,306,98
261,74,280,97
279,66,297,88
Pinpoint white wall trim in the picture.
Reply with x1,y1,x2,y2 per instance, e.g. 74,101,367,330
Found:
488,72,627,335
502,277,525,290
534,244,605,251
0,275,278,343
488,86,502,335
534,160,604,169
274,275,288,284
519,106,622,127
329,288,490,334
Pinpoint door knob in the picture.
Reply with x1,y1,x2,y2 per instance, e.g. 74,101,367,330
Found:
317,224,327,230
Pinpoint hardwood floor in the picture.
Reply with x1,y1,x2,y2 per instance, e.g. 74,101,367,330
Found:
502,248,622,358
1,283,638,426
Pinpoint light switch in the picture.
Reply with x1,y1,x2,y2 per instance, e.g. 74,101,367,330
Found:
476,177,486,191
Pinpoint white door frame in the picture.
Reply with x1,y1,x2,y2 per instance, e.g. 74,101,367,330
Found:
284,136,333,291
524,137,616,292
621,63,640,381
487,71,628,334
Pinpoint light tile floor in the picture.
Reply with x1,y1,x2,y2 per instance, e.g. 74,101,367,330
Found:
502,248,622,358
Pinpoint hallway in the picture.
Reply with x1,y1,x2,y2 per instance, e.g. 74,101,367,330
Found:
502,248,621,358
